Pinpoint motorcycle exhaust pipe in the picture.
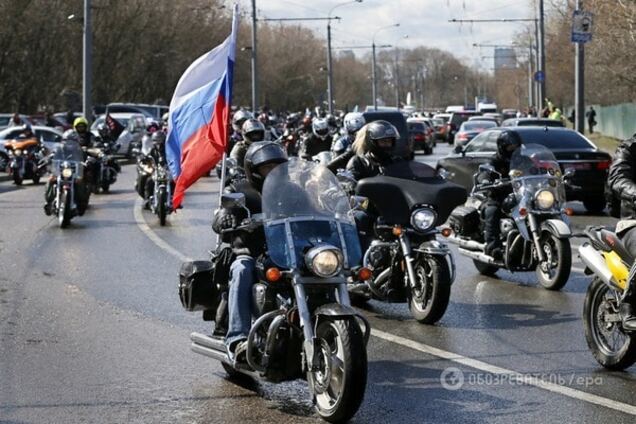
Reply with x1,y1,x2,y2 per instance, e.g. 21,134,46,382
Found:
191,332,226,352
447,235,486,251
458,248,501,266
578,244,621,290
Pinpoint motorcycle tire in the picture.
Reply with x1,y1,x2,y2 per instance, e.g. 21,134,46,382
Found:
536,233,571,291
12,171,23,185
583,277,636,370
473,259,499,277
309,318,367,423
32,174,40,185
59,190,72,228
158,187,167,226
409,255,451,324
101,182,110,193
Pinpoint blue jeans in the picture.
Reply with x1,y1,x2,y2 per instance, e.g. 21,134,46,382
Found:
225,255,255,348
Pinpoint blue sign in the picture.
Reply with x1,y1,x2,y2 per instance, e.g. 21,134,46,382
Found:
571,10,593,43
534,71,545,83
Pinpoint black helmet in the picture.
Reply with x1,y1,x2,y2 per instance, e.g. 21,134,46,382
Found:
366,120,399,160
325,114,338,134
244,141,288,191
232,110,253,132
151,131,166,146
496,130,522,159
241,118,265,144
96,122,110,138
312,118,329,139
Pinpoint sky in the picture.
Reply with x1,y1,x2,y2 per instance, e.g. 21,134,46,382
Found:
235,0,538,71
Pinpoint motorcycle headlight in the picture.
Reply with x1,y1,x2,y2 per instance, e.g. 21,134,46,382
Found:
62,167,73,178
411,208,437,232
305,246,343,278
535,190,555,209
14,149,22,156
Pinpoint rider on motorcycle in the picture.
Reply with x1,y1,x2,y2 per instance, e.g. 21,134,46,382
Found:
212,141,289,363
229,110,254,150
16,123,37,140
607,135,636,330
479,130,522,260
299,118,333,160
346,120,398,181
72,117,93,148
332,112,365,157
136,131,170,208
230,118,265,167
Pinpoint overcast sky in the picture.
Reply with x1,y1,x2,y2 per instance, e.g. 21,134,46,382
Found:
236,0,538,71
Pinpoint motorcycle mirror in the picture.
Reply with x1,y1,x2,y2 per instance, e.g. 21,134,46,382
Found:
221,192,246,209
350,195,369,211
564,167,575,179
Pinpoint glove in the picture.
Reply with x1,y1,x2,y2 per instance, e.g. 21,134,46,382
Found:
219,213,237,230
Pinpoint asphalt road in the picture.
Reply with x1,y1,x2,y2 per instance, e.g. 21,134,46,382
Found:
1,145,635,423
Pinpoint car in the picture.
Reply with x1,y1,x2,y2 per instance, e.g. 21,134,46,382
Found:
92,112,147,158
501,118,565,128
53,112,84,127
453,120,498,147
468,116,499,125
483,112,504,124
446,111,482,144
362,111,413,159
105,103,168,121
407,120,434,154
501,108,518,120
28,114,68,131
437,127,612,213
0,126,63,171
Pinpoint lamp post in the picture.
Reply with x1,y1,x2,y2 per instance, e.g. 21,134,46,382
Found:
372,23,400,110
326,0,363,114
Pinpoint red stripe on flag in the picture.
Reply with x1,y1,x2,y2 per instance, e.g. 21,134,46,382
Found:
172,95,229,209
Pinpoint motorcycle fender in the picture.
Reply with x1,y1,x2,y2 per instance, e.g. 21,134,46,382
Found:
313,303,370,345
541,219,571,239
414,241,455,283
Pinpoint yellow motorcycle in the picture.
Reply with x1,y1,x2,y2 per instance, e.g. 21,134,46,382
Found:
578,225,636,369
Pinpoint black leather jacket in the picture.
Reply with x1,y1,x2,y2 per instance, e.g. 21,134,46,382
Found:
608,137,636,218
345,152,394,181
299,134,332,160
476,155,512,202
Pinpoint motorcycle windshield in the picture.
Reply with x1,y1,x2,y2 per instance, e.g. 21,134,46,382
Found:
510,143,565,209
262,158,361,270
52,142,83,162
382,160,437,180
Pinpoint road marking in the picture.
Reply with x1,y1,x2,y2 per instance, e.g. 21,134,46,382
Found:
133,199,634,415
133,198,192,262
371,328,636,416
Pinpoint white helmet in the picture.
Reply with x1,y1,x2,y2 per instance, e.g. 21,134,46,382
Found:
312,118,329,140
343,112,365,135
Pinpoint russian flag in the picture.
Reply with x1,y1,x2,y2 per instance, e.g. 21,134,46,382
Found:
166,5,238,209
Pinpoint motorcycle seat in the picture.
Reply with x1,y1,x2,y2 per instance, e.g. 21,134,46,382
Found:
600,229,635,264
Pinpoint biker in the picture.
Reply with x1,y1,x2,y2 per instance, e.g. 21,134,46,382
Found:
230,118,266,167
212,141,289,364
136,131,169,208
16,123,37,140
332,112,365,156
299,118,332,160
346,120,399,181
43,131,89,216
72,117,93,148
325,113,338,136
229,110,254,151
607,135,636,330
479,130,522,260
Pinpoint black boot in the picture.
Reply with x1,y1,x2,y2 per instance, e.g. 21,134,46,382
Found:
485,241,503,260
43,203,52,216
620,303,636,332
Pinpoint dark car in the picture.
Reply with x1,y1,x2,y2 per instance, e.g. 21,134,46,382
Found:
407,121,434,155
454,120,498,147
437,127,612,213
446,111,482,144
363,111,413,159
501,118,565,128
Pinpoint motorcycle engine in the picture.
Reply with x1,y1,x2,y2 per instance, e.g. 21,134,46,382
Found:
500,219,515,237
252,282,276,317
366,244,391,270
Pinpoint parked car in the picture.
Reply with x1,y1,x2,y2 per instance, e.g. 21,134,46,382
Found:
501,118,565,128
446,111,482,144
407,120,434,154
468,116,499,125
362,111,413,159
91,113,146,158
437,127,612,213
454,120,498,147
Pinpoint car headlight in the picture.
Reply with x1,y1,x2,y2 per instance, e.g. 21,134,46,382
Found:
411,208,437,232
535,190,555,209
14,149,22,156
305,246,343,278
62,167,73,178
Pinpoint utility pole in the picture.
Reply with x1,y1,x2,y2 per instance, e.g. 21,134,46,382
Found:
538,0,546,108
83,0,92,121
251,0,258,112
574,0,585,133
371,23,400,110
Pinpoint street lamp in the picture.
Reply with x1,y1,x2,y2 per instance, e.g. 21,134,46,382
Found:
372,23,400,110
326,0,363,114
68,1,92,121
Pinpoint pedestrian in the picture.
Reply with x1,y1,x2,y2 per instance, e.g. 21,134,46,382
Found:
568,109,575,126
586,106,597,134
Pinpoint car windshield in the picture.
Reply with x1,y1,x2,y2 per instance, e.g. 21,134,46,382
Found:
432,119,444,126
462,121,497,131
409,122,425,131
0,117,11,126
519,129,594,149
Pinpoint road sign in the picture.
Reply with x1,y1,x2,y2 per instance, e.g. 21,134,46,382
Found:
534,71,545,83
572,10,593,43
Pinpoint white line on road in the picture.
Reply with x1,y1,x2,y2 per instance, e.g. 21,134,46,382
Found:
133,200,635,416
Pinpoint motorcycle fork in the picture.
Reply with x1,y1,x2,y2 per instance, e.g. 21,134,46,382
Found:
527,214,546,262
398,233,419,289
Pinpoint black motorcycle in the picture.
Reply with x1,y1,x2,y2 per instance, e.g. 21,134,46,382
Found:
149,155,173,226
85,139,120,193
49,143,87,228
348,161,467,324
180,158,369,422
4,137,46,185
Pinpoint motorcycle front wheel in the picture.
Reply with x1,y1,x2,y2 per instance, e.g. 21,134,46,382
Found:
409,255,451,324
309,318,367,423
583,278,636,370
158,187,167,226
536,233,571,290
12,170,23,185
59,190,72,228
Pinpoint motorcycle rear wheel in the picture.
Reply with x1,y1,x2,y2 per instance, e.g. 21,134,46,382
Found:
309,318,366,423
409,255,451,324
583,278,636,370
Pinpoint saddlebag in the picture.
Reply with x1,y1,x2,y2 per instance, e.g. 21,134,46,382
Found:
179,260,217,312
448,205,480,236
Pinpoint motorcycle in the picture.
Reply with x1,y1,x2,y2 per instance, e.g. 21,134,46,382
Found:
85,139,120,193
4,137,46,185
446,144,573,290
49,142,86,228
181,158,369,422
349,161,467,323
149,155,173,226
578,225,636,369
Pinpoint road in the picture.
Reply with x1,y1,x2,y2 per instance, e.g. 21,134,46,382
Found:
1,145,634,423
